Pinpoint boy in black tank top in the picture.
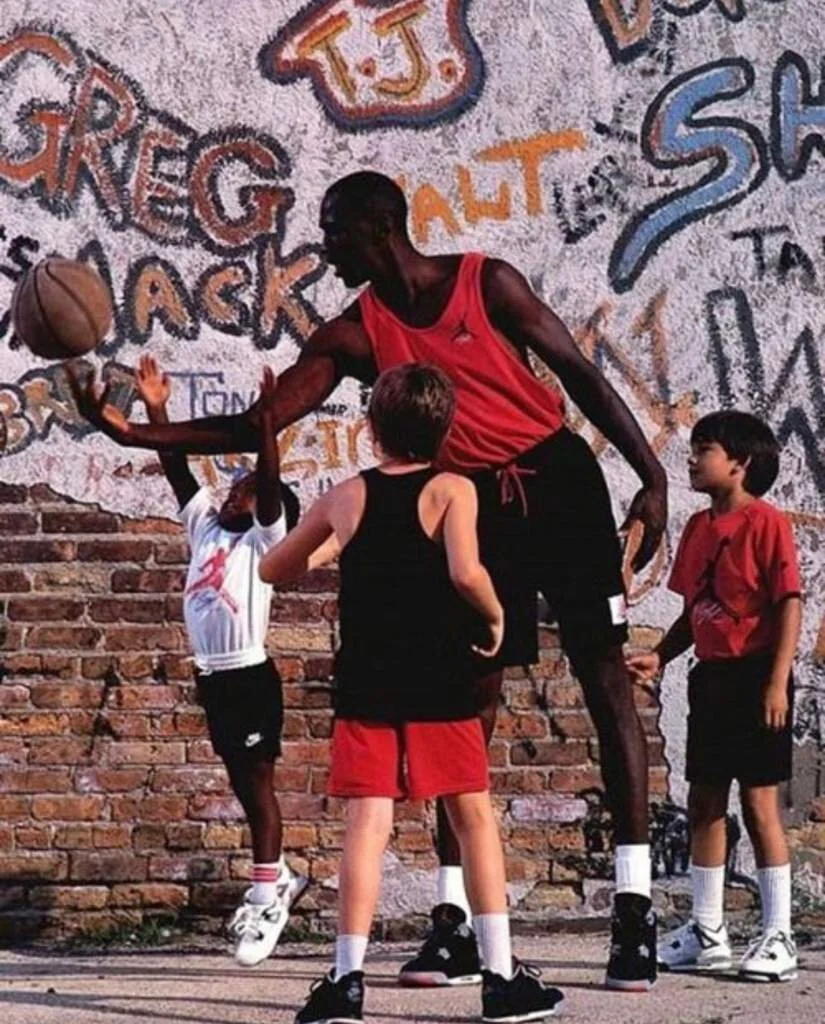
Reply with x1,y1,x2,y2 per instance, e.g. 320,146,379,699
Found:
260,365,564,1023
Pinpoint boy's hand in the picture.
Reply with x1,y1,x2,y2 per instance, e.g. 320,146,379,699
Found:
258,366,278,420
625,650,662,685
473,610,504,659
135,354,171,410
763,681,790,731
66,365,130,439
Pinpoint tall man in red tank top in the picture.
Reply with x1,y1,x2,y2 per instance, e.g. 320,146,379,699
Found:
72,171,668,992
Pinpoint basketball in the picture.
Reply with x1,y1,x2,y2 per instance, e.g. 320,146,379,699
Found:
11,258,113,360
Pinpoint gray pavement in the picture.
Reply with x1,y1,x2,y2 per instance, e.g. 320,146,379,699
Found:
0,934,821,1024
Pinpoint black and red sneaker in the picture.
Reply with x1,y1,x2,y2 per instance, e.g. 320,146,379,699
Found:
398,903,482,987
605,893,658,991
481,959,564,1022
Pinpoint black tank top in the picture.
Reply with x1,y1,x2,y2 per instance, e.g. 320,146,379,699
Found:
334,467,480,722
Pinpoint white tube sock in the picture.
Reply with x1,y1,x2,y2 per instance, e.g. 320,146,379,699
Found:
335,934,368,980
757,864,792,934
438,865,472,921
615,844,651,898
474,914,512,979
691,864,725,930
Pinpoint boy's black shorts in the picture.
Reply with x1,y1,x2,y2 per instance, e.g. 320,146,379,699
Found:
194,658,283,761
473,428,629,669
686,651,794,787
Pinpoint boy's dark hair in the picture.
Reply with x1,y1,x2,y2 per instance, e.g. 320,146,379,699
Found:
691,410,780,496
368,364,456,462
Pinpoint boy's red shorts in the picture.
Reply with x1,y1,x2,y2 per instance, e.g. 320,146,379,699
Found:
328,717,489,800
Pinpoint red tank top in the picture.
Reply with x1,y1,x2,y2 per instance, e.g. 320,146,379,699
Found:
358,253,565,472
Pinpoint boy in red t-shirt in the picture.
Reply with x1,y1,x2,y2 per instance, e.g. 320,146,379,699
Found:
627,411,802,982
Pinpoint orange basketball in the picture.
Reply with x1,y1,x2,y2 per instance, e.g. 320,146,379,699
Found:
12,258,113,360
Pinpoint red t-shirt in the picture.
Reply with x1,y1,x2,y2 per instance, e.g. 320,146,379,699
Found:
358,253,565,471
669,499,802,661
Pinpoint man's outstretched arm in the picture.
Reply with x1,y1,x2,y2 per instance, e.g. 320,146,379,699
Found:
69,310,373,455
483,258,667,570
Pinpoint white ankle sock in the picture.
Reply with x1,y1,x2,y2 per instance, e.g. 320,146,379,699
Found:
250,860,284,905
438,866,472,921
335,934,368,979
691,864,725,930
757,864,792,934
474,914,512,979
615,844,651,898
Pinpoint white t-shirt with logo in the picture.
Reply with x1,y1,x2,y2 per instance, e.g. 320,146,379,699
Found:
181,487,286,672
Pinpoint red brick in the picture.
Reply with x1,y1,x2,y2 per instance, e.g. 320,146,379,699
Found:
279,794,326,819
103,626,181,651
154,542,189,564
110,795,188,822
28,739,91,765
75,768,150,793
29,885,109,909
134,824,168,850
32,795,105,821
109,882,188,908
70,852,148,882
271,596,326,623
166,823,203,850
550,712,597,739
93,824,132,848
15,825,52,849
0,826,13,852
77,540,153,562
155,710,204,738
149,855,226,882
26,626,102,649
274,764,311,791
39,654,79,678
111,569,184,593
0,570,31,592
548,767,603,792
0,511,38,534
29,683,104,709
0,712,70,736
0,853,68,880
284,824,317,848
1,654,41,675
0,739,27,765
0,540,75,562
203,825,244,849
0,482,27,503
109,685,180,711
0,624,24,650
186,740,221,763
165,596,184,621
41,510,119,534
99,712,151,739
188,794,245,821
54,825,94,849
156,654,194,681
306,713,333,739
105,741,186,765
122,517,180,535
494,710,549,740
511,741,590,767
87,598,166,623
0,768,71,792
0,795,31,820
0,684,29,709
115,653,155,679
152,768,228,794
280,740,331,767
7,598,85,622
276,657,307,682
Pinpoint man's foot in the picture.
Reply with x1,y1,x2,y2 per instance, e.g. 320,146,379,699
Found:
605,893,658,991
657,919,733,972
481,959,564,1022
230,872,309,966
295,970,364,1024
398,903,482,986
738,930,798,982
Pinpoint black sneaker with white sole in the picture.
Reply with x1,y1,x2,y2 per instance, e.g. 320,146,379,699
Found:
481,959,564,1022
398,903,482,986
295,969,364,1024
605,892,658,991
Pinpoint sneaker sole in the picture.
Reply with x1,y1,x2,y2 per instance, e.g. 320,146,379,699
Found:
738,969,798,983
399,972,482,987
604,976,655,992
480,1008,560,1022
234,878,311,967
658,958,733,973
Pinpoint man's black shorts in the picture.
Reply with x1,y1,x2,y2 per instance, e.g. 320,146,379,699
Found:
473,428,628,668
686,651,793,787
194,658,283,761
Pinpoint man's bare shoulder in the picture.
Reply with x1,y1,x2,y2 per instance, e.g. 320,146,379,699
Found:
304,301,370,358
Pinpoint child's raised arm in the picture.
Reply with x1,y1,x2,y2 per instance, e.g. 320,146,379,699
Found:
134,356,198,510
254,366,284,527
441,476,503,658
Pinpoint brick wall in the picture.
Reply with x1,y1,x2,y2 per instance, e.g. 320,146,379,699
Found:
7,480,819,941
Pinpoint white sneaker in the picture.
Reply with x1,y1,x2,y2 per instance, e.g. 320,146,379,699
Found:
657,919,733,972
738,929,798,982
230,872,309,967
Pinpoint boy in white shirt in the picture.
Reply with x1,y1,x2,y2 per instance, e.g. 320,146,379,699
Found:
134,355,306,966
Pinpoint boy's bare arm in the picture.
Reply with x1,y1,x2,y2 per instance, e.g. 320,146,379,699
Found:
134,356,199,509
255,367,283,527
69,309,375,455
259,489,337,585
441,477,503,654
764,596,801,730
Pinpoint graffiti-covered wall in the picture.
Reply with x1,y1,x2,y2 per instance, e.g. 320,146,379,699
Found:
1,0,824,934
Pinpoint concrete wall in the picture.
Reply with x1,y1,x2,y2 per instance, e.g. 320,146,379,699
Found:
0,0,823,937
